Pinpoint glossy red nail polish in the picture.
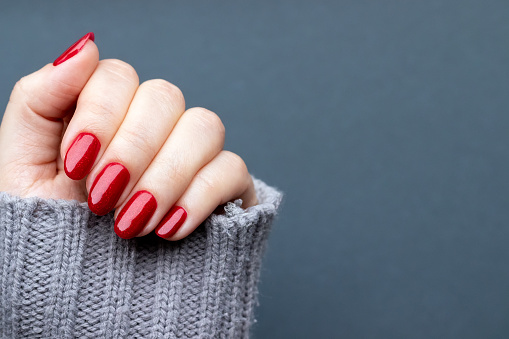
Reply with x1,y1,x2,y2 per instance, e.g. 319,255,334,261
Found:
155,206,187,239
64,133,101,180
53,32,95,66
88,163,130,216
114,191,157,239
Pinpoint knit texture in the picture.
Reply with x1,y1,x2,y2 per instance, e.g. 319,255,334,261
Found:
0,177,282,339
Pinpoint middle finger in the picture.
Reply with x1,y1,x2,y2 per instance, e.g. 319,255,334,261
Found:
86,79,185,215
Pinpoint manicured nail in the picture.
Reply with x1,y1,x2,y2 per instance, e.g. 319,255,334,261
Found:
53,32,95,66
155,206,187,239
88,162,130,216
114,191,157,239
64,133,101,180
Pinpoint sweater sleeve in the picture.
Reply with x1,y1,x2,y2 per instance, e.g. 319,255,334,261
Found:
0,176,282,339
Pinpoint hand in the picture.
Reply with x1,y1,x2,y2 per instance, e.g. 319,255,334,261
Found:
0,32,257,240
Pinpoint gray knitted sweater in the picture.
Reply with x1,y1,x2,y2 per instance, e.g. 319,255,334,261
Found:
0,177,282,338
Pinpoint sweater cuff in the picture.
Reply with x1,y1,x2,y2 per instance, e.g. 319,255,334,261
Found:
0,176,282,338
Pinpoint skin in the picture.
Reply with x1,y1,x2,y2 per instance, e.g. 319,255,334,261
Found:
0,39,257,241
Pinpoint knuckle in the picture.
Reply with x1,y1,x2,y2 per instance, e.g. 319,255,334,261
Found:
13,76,79,113
140,79,185,111
195,170,218,195
80,98,118,123
168,162,188,184
99,59,139,85
222,151,248,177
117,126,154,158
157,155,188,183
11,76,63,119
187,107,225,140
11,76,29,102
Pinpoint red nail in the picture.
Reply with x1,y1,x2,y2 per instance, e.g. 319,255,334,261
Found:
64,133,101,180
115,190,157,239
88,163,130,216
53,32,95,66
155,206,187,239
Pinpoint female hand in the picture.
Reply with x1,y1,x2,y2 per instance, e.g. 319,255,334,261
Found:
0,32,257,240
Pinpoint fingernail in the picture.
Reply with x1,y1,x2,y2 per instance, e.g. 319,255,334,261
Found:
53,32,95,66
114,191,157,239
64,132,101,180
88,162,130,216
155,206,187,239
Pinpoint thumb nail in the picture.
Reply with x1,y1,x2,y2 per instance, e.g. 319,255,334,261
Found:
53,32,95,66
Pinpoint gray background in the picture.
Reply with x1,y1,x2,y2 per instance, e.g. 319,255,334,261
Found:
1,1,509,338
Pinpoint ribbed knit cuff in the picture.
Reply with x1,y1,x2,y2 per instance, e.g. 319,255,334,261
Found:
0,177,282,339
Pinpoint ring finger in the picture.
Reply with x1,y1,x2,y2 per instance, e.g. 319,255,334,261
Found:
113,107,225,239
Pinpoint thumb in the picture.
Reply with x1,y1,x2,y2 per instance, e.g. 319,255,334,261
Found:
0,32,99,179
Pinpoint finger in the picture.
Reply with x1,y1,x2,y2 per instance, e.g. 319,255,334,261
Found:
86,79,185,216
0,33,98,179
112,107,224,239
155,151,257,241
60,59,139,180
